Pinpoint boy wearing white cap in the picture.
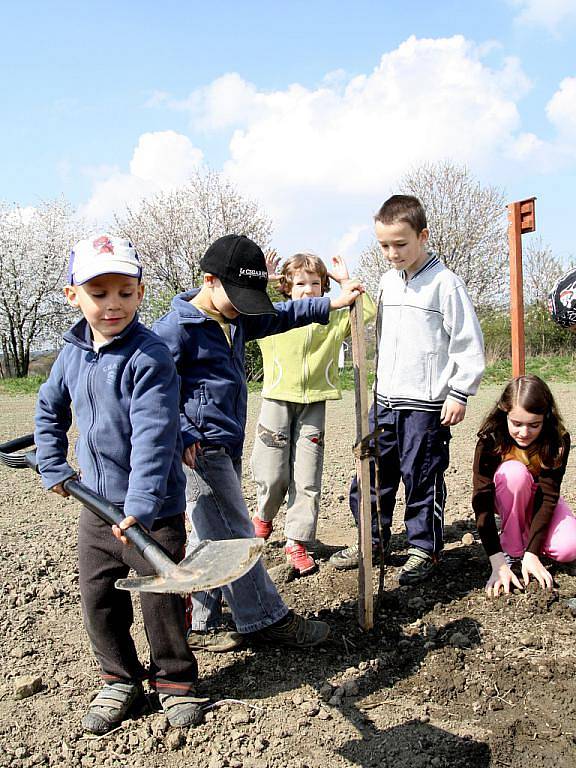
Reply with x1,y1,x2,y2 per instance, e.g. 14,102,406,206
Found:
35,235,202,734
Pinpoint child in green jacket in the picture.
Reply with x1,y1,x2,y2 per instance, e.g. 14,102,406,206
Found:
251,253,375,574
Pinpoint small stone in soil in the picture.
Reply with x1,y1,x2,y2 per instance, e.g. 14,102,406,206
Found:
13,676,43,700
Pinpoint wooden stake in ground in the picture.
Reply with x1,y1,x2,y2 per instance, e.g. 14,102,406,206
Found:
350,295,374,630
507,197,536,378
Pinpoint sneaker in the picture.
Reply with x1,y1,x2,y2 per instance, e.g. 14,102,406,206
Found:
249,610,330,647
253,515,273,540
328,541,390,571
159,692,207,727
186,628,244,653
398,547,437,586
81,681,147,735
285,542,317,575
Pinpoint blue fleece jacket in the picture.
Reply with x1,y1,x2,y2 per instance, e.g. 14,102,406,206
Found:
34,316,186,530
152,290,331,460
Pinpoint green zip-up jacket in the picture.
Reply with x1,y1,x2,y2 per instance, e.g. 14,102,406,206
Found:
258,294,376,403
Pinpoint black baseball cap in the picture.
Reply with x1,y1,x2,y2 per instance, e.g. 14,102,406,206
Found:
200,234,276,315
548,268,576,328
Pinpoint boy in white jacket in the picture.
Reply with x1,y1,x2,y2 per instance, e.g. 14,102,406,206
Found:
329,195,485,584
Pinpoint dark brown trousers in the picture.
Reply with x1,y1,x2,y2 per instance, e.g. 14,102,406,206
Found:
78,509,197,695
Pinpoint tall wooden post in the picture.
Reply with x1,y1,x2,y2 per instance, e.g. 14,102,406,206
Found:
350,296,373,630
507,197,536,377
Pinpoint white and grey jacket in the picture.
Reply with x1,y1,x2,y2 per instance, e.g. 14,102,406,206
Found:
375,255,485,412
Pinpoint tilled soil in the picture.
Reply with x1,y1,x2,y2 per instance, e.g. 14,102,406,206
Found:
2,386,576,768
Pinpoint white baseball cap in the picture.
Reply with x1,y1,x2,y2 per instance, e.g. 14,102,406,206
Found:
67,235,142,285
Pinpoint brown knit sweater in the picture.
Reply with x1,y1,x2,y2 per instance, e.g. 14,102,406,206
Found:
472,433,570,556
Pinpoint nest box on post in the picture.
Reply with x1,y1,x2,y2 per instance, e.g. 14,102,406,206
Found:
507,197,536,378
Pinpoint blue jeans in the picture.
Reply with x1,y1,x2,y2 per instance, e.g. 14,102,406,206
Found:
184,448,288,633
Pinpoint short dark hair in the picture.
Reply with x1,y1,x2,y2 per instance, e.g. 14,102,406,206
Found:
374,195,427,235
279,253,330,297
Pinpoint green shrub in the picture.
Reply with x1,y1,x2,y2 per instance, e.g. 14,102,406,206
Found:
0,374,46,395
245,341,264,382
479,304,576,361
483,355,576,384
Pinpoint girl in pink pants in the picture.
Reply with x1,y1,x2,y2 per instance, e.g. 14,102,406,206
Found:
473,374,576,597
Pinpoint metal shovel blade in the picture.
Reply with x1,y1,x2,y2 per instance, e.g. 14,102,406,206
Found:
115,537,264,594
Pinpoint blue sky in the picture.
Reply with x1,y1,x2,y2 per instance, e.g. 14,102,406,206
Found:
2,0,575,265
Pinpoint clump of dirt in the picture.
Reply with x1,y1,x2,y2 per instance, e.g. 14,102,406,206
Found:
1,387,576,767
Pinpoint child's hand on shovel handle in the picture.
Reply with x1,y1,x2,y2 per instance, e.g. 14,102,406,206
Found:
50,475,78,498
51,483,70,498
112,516,138,546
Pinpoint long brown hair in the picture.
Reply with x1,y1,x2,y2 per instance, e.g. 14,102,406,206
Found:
478,374,567,467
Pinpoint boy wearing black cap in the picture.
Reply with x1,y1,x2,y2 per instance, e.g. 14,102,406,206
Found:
153,234,363,651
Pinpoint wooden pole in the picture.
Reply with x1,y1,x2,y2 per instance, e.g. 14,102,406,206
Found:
350,296,373,630
508,202,525,378
507,197,536,378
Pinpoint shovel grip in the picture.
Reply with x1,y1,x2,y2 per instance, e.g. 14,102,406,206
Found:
0,434,176,574
63,478,175,573
0,433,35,454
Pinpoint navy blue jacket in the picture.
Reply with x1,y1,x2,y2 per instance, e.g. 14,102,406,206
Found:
152,290,331,460
35,316,186,529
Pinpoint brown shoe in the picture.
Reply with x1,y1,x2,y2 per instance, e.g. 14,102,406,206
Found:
187,628,244,653
249,611,329,647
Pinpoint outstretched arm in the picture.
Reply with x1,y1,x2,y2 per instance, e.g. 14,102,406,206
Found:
265,249,281,283
327,255,350,284
329,278,364,309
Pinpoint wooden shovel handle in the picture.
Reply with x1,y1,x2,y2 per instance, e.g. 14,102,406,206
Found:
350,296,374,630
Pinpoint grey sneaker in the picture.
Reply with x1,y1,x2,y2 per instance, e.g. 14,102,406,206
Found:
186,628,244,653
398,547,437,586
159,692,208,727
328,541,390,570
81,681,147,735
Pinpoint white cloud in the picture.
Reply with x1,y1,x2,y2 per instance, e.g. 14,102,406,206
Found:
509,0,576,32
509,131,546,160
334,225,372,261
80,130,203,225
190,36,532,223
508,77,576,168
129,131,203,185
84,36,575,259
546,77,576,137
147,73,263,132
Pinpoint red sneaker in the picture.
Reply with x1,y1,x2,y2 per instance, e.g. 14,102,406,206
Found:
285,543,317,575
253,515,273,540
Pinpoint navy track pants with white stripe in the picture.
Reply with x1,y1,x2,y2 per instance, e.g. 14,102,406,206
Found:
349,405,451,555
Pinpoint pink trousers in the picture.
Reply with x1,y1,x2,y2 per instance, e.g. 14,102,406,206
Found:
494,460,576,562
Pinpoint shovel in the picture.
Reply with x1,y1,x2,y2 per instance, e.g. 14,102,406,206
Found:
0,434,263,595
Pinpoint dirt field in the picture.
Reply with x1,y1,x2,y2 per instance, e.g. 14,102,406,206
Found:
2,386,576,768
